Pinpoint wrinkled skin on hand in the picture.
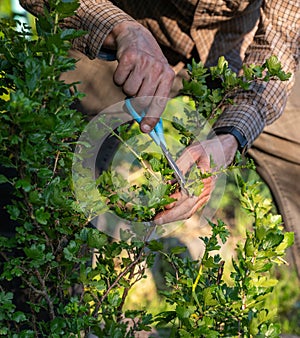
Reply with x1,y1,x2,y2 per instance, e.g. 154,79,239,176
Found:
104,21,175,133
155,134,238,225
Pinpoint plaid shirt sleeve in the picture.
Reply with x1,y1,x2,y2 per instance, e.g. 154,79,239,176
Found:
213,0,300,148
19,0,135,59
20,0,299,149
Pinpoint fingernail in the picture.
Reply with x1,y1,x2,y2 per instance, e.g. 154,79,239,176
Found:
141,124,151,133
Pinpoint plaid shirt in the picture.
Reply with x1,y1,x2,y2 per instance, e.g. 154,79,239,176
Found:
20,0,300,147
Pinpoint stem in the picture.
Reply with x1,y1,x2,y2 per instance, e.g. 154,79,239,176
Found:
0,251,55,320
34,269,56,320
209,91,232,121
100,119,161,182
49,12,59,66
192,263,203,295
116,253,147,318
192,262,203,308
46,150,61,186
92,244,147,317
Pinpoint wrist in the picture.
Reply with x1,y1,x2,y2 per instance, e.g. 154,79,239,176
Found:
217,134,239,166
212,126,248,154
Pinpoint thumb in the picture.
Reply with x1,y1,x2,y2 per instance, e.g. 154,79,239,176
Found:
176,142,206,175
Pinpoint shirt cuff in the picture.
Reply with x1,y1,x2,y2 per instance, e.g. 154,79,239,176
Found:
211,126,248,154
212,102,266,151
98,48,117,61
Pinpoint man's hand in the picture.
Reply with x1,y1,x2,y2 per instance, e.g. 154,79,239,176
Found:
155,134,238,225
104,21,175,133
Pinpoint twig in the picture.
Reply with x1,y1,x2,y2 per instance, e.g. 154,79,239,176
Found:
0,251,56,321
92,244,147,317
34,269,55,320
99,119,161,182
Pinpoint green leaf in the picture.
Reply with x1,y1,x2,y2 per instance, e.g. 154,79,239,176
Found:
63,240,80,261
109,194,120,204
265,55,282,74
258,323,281,337
35,15,53,34
277,70,291,81
178,329,194,338
252,65,263,78
108,290,122,307
275,231,294,253
262,232,284,250
251,275,278,288
149,157,162,172
12,311,26,323
15,178,32,192
87,229,107,249
203,287,218,306
50,317,67,334
35,207,51,225
0,174,9,184
6,204,20,220
24,244,45,260
176,305,197,320
60,28,78,40
56,1,80,19
148,240,163,251
171,246,187,255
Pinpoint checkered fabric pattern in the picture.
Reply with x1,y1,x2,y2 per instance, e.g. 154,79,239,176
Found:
20,0,300,147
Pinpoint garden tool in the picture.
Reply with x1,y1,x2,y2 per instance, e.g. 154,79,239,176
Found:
124,97,189,195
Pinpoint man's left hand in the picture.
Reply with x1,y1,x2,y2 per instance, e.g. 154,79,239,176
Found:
154,134,238,225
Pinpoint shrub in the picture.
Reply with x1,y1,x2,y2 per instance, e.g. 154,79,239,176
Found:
0,1,293,336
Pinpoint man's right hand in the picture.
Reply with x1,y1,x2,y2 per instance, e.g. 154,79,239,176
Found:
103,21,175,133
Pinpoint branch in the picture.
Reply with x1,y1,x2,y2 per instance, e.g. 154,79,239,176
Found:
99,119,161,182
92,244,147,317
34,269,55,320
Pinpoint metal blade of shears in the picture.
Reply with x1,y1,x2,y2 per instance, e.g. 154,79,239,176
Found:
159,142,189,195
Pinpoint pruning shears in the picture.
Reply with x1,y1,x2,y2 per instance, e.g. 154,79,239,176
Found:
124,98,189,195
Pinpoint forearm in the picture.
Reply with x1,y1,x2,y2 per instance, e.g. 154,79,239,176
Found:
19,0,135,59
19,0,47,16
213,0,299,150
212,81,286,150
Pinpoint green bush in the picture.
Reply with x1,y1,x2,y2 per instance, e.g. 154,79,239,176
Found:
0,1,294,337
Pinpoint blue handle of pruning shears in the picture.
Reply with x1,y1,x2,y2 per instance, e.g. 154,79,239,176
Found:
124,98,166,147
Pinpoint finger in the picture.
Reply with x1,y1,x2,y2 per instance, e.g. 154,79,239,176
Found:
155,190,212,225
113,51,136,86
139,95,168,133
190,192,211,213
155,177,214,224
128,96,154,115
121,71,144,97
165,175,213,210
121,61,159,98
140,68,174,133
136,66,164,98
176,155,198,176
154,194,200,225
164,190,189,209
175,144,206,176
166,177,212,209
